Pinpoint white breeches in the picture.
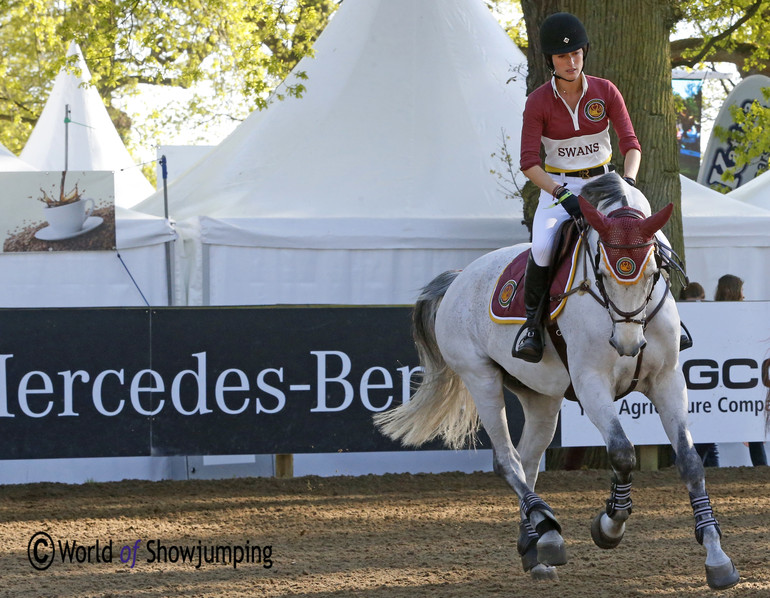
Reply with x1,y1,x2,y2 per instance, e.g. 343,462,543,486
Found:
530,174,594,267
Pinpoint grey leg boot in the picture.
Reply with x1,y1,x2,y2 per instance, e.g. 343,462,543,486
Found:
512,254,550,363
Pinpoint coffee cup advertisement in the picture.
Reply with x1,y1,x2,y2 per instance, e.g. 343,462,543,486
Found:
1,170,116,252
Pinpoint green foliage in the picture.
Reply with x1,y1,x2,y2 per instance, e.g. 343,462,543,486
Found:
0,0,766,182
672,0,770,71
0,0,337,156
713,86,770,181
486,0,527,49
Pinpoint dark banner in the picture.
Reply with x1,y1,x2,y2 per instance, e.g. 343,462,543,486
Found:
0,307,529,459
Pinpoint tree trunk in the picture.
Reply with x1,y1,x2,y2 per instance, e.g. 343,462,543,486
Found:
520,0,685,288
522,1,684,471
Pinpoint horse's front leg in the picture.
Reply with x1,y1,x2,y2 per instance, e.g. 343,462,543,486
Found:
571,374,636,549
649,372,740,590
591,419,636,548
460,369,567,577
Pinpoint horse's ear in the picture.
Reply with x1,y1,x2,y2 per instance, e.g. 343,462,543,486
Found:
578,195,609,236
641,202,674,237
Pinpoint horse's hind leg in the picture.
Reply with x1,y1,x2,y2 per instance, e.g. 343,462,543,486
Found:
461,368,567,574
512,389,565,576
649,374,740,590
512,388,563,488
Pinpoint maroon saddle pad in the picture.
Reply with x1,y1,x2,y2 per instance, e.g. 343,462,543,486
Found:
489,232,583,324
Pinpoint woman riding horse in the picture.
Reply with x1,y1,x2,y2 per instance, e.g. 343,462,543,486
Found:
515,13,693,360
513,12,642,362
375,173,739,590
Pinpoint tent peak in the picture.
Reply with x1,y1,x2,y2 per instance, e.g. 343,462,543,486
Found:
64,41,91,83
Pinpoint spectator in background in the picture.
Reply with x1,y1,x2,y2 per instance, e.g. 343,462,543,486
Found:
679,282,719,466
715,274,743,302
679,281,705,302
715,274,767,466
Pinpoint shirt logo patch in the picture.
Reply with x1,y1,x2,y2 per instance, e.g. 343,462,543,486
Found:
585,99,606,122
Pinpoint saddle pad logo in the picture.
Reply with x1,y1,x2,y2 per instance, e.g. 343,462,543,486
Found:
585,99,606,122
615,257,636,277
498,280,517,307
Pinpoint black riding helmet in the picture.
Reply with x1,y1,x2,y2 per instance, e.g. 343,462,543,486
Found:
540,12,589,71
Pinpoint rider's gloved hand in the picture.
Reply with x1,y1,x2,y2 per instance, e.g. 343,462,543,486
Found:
553,185,581,219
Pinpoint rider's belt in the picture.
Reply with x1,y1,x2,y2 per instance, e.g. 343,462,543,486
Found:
547,164,616,179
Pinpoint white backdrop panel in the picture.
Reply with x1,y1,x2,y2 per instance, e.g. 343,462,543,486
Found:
561,301,770,446
205,245,504,306
0,246,170,307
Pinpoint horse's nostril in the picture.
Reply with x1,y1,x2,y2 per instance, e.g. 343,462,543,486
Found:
609,337,646,357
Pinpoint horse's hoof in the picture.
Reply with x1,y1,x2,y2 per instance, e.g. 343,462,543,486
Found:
590,511,624,549
706,559,740,590
529,563,558,581
537,531,568,566
520,544,539,573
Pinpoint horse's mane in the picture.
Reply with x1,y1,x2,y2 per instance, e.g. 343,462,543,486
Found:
579,173,631,212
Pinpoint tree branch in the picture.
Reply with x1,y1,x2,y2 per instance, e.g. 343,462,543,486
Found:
671,38,770,77
671,0,764,68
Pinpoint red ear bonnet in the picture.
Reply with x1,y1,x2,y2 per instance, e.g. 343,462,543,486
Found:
640,203,674,237
581,199,673,284
578,196,609,237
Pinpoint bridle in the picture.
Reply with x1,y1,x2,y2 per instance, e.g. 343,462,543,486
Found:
553,204,669,332
588,206,667,329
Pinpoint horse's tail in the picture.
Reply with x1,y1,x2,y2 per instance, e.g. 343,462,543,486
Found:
374,270,480,450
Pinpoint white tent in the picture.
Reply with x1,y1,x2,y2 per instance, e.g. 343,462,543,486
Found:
726,169,770,211
20,41,154,209
135,0,531,306
0,210,175,307
0,143,35,171
0,44,176,483
3,42,175,308
680,175,770,300
0,169,175,308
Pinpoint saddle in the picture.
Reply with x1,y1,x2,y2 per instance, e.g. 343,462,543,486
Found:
490,220,586,402
489,220,582,325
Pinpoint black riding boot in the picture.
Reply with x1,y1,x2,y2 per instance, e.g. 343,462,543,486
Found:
512,254,550,362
